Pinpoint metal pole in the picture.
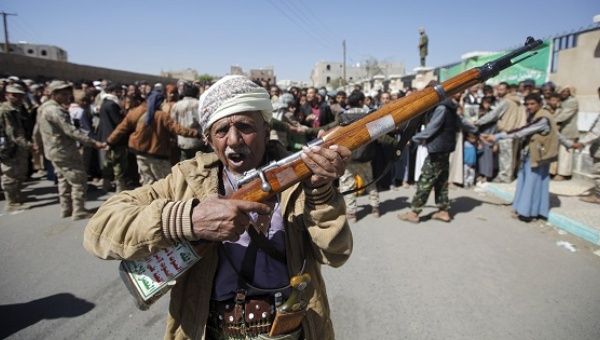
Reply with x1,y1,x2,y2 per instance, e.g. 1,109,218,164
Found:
342,40,346,85
1,12,17,54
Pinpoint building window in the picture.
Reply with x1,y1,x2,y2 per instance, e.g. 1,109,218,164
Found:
326,64,331,71
27,49,34,54
41,49,47,56
326,76,331,83
551,33,578,73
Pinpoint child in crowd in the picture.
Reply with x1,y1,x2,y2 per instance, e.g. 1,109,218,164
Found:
463,132,479,188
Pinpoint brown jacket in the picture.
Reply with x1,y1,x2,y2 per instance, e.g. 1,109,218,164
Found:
83,145,353,339
108,103,199,159
554,96,579,139
497,93,527,132
529,108,559,168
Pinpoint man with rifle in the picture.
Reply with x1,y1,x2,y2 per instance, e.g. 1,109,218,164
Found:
84,75,353,340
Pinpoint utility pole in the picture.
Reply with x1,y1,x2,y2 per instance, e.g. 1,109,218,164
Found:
1,11,17,54
342,40,346,86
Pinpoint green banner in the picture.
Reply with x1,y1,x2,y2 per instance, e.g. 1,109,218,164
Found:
439,40,551,86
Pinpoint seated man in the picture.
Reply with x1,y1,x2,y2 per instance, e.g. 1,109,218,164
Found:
84,75,353,340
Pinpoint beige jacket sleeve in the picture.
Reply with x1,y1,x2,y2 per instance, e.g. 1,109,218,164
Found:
554,98,578,124
83,169,196,261
301,183,353,268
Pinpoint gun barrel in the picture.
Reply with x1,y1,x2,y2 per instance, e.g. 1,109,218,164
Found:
478,36,543,81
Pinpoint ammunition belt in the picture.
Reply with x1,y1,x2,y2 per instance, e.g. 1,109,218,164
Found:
208,295,275,339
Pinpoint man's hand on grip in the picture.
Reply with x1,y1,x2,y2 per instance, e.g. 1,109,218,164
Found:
301,144,351,188
191,198,271,242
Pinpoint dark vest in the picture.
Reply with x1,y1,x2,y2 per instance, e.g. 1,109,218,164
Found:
426,100,458,154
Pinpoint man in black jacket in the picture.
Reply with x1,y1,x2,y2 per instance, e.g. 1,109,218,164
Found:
398,92,467,223
97,83,127,192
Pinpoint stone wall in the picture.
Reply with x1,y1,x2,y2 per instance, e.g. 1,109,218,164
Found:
0,53,176,84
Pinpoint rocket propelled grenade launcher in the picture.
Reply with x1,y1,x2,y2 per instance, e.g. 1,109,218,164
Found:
119,37,544,310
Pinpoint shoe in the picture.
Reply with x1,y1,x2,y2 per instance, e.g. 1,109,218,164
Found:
398,211,419,224
72,210,94,220
372,207,380,218
517,215,534,223
580,194,600,205
553,175,566,181
431,210,451,222
61,210,73,218
5,203,30,213
102,179,113,192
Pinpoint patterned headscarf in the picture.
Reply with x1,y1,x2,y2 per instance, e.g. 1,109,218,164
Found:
198,75,272,134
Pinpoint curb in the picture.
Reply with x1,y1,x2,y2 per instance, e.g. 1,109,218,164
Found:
483,184,600,246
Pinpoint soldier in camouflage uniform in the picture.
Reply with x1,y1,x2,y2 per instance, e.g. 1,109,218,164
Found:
37,81,106,220
0,84,32,212
399,93,469,223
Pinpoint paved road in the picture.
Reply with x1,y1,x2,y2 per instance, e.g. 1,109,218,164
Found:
1,180,600,339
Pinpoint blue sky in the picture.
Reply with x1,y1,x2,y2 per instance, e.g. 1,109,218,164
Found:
2,0,599,82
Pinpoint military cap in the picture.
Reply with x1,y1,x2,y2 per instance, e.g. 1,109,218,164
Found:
47,80,72,93
5,84,26,94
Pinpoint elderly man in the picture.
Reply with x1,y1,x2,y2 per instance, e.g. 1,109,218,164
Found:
84,75,352,340
38,81,106,220
551,86,579,180
0,84,32,212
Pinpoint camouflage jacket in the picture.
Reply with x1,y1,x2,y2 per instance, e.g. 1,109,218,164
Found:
0,102,30,150
37,99,96,162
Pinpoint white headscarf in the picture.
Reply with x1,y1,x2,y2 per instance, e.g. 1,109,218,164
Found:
198,75,273,133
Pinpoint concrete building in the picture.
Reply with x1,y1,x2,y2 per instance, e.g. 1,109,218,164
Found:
0,42,67,62
548,25,600,119
160,68,198,81
230,65,244,76
249,67,276,84
277,79,309,89
310,61,405,89
228,65,276,84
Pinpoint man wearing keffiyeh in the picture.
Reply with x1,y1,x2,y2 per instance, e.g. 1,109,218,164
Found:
85,75,353,340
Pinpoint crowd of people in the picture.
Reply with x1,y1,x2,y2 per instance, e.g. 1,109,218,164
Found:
2,72,599,340
0,75,599,222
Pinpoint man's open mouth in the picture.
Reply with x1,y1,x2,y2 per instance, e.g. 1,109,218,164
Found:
226,152,246,166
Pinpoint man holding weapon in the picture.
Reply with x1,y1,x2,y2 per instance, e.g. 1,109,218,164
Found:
84,37,543,340
84,75,353,340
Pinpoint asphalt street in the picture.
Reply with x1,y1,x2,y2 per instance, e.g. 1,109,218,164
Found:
1,180,600,339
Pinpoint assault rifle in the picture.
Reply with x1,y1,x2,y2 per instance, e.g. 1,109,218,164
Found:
119,37,544,310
